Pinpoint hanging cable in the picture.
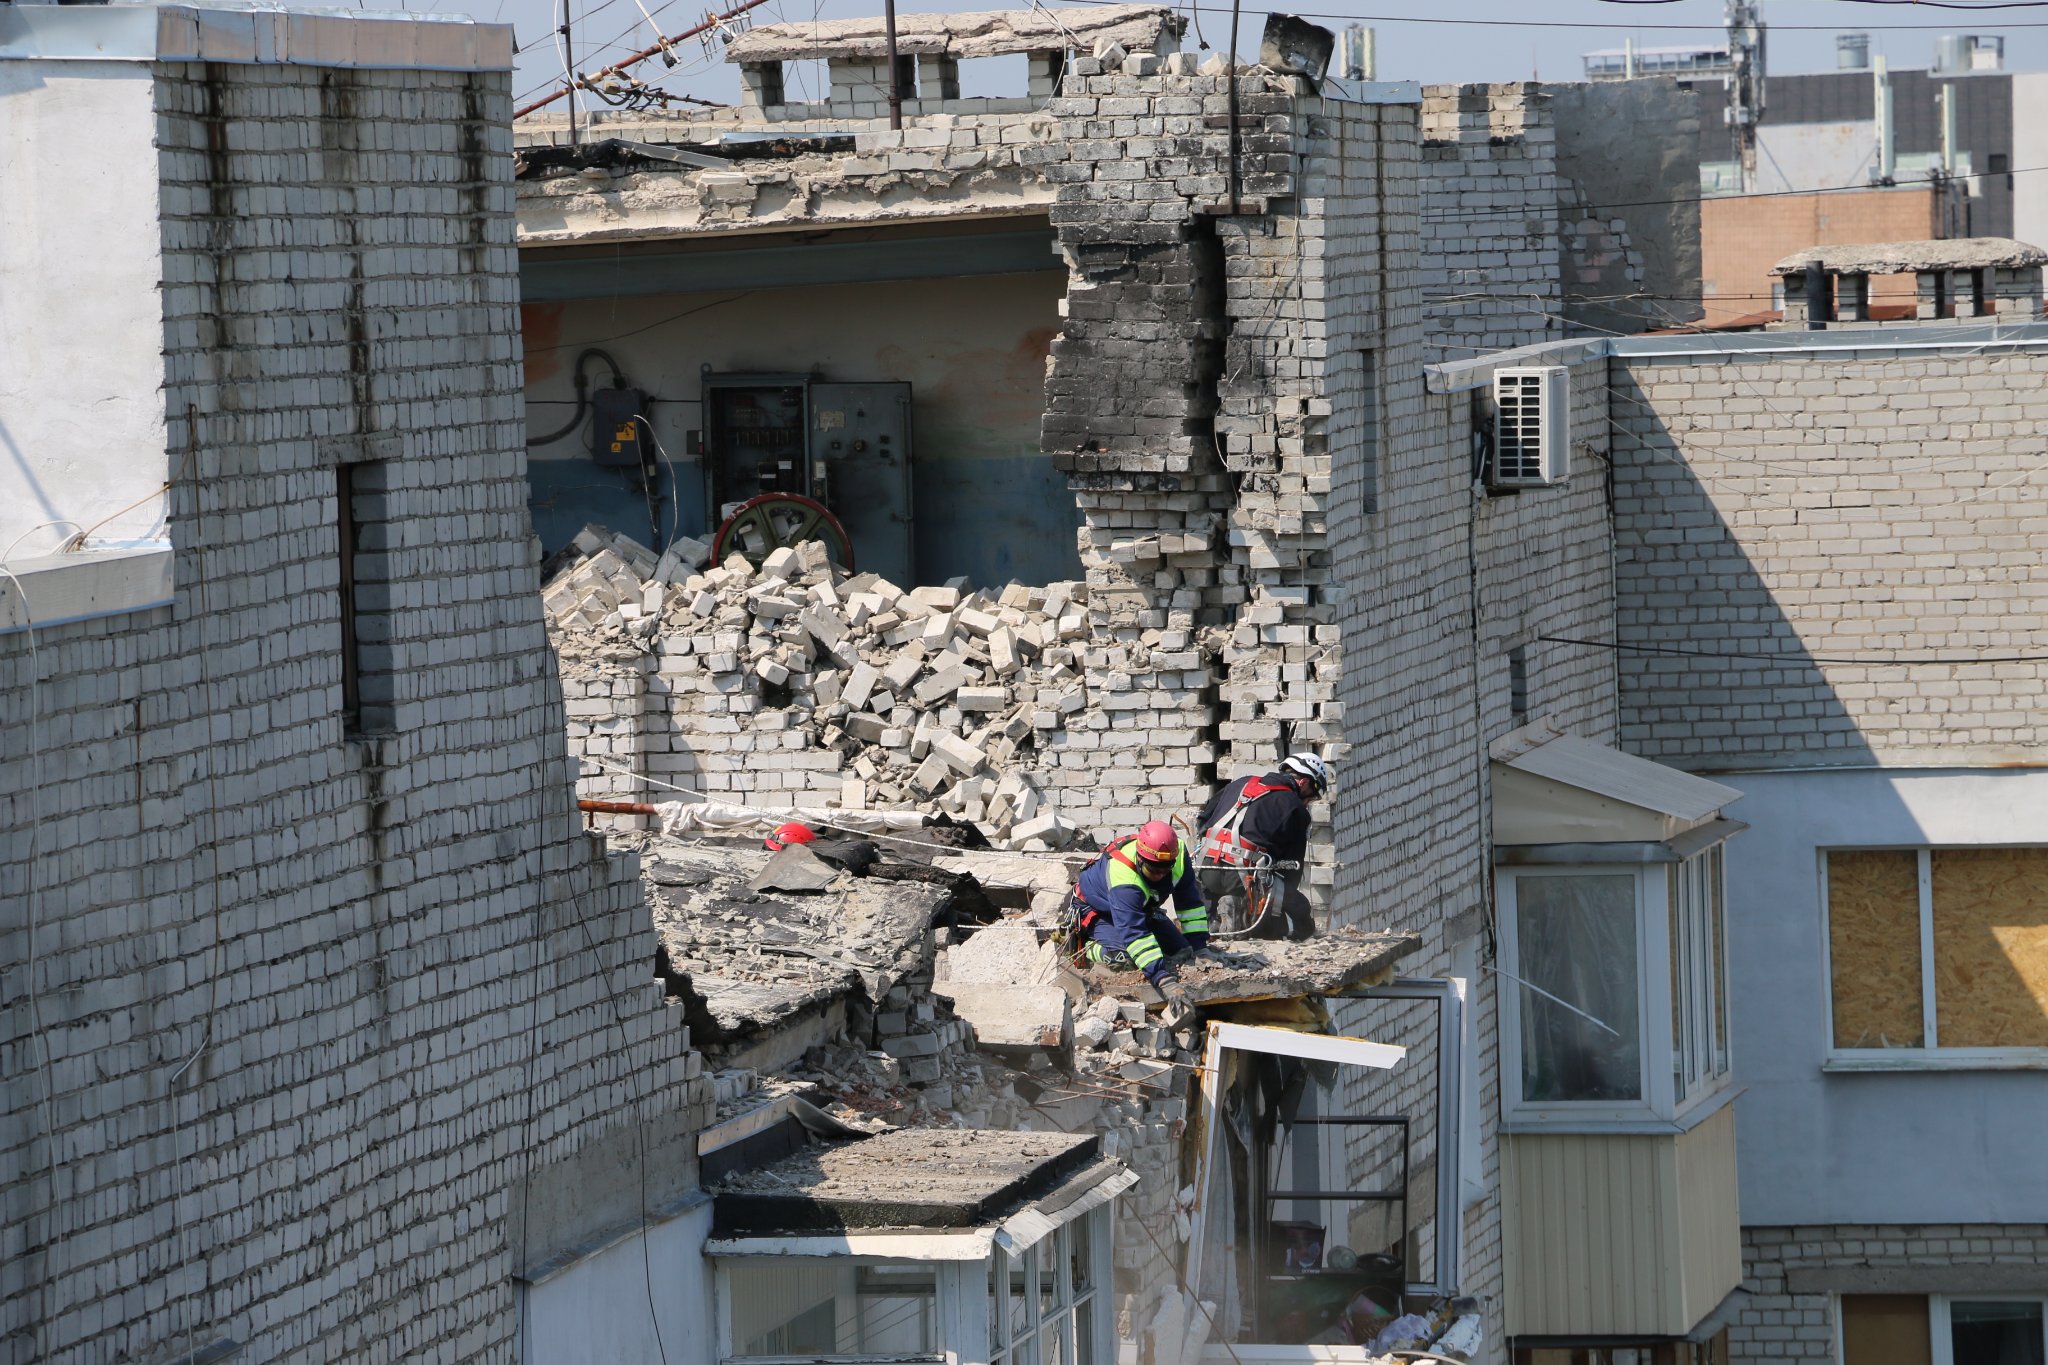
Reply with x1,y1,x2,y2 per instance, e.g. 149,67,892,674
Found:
528,348,629,448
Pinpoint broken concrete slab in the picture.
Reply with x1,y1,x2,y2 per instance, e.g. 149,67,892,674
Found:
939,983,1071,1051
1770,236,2048,276
1073,928,1423,1007
710,1127,1101,1233
1177,930,1422,1005
623,835,955,1060
937,923,1058,986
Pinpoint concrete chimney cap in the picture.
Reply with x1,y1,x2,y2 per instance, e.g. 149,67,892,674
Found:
1770,238,2048,276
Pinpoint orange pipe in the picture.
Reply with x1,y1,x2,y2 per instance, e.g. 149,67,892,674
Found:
579,799,658,815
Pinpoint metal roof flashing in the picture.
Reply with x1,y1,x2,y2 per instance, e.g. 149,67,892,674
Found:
1425,319,2048,393
1490,723,1743,849
0,2,514,71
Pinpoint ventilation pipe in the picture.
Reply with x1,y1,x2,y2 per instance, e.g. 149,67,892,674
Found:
1875,55,1896,185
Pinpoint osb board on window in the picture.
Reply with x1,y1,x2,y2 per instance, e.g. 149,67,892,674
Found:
1827,850,1923,1048
1933,848,2048,1048
1840,1294,1932,1365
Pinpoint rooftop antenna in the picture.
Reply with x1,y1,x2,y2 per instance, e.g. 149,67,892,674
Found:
560,0,580,146
884,0,902,130
1725,0,1765,193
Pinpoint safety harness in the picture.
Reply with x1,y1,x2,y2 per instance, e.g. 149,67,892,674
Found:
1064,837,1169,966
1198,776,1295,869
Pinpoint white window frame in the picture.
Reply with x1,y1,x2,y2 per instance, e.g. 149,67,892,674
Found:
1930,1293,2048,1365
1819,846,2048,1072
1840,1292,2048,1364
1498,853,1735,1129
710,1208,1116,1365
1182,980,1466,1341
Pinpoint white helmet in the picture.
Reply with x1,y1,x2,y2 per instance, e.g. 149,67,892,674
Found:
1280,753,1332,797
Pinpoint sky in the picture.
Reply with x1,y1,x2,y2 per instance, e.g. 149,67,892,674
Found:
384,0,2048,120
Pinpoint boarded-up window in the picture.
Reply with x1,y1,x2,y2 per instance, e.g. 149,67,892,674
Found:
1932,849,2048,1048
1841,1294,1932,1365
1827,851,1925,1049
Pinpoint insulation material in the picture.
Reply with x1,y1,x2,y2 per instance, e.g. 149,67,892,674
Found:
1931,847,2048,1048
1826,850,1924,1049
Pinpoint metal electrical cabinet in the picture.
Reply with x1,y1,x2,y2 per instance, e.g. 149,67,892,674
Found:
700,371,915,586
810,382,913,588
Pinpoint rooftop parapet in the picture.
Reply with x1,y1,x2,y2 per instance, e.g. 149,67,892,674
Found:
1772,237,2048,329
725,5,1183,119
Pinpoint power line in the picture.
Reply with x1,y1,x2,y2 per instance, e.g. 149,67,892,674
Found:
1040,0,2048,28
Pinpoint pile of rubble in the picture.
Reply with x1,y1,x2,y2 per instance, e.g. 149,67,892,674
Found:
545,524,1191,849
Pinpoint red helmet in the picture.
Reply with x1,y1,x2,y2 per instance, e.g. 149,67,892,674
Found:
1132,820,1180,877
766,822,817,852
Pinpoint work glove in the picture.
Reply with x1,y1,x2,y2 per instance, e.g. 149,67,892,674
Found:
1196,944,1234,963
1157,976,1194,1030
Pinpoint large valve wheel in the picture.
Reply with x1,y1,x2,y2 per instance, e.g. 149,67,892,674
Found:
712,492,856,573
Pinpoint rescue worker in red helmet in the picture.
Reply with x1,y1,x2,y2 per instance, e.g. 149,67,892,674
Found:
1069,820,1210,1018
765,822,817,852
1193,753,1330,941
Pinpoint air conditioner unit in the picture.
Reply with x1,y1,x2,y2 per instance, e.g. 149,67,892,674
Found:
1491,366,1570,488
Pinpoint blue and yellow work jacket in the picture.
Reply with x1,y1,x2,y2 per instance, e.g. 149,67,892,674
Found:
1074,838,1210,981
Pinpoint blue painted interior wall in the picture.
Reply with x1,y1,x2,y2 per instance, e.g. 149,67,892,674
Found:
521,263,1080,589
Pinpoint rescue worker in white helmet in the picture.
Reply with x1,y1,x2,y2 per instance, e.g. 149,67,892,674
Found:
1068,820,1210,1022
1193,753,1330,941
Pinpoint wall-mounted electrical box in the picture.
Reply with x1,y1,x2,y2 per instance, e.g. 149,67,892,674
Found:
589,386,651,469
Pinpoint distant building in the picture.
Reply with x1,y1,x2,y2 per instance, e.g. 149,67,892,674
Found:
1584,43,1732,84
1693,40,2025,238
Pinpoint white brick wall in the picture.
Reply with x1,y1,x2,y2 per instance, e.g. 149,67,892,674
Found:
1611,348,2048,766
1734,1223,2048,1360
0,62,708,1363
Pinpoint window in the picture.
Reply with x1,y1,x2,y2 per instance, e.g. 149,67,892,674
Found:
1508,644,1529,726
714,1213,1114,1365
1516,1337,1728,1365
727,1260,938,1359
990,1225,1099,1365
1842,1293,2048,1365
1183,986,1466,1352
1498,847,1733,1125
336,463,361,731
1824,847,2048,1065
1359,349,1381,514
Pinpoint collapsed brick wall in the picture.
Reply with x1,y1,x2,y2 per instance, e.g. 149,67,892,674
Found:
0,64,707,1364
1037,61,1361,899
1611,347,2048,768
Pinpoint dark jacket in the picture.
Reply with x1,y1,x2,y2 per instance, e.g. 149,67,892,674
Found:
1075,840,1209,980
1197,773,1311,866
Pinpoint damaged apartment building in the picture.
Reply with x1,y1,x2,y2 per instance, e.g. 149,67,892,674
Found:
525,9,2048,1363
11,0,2040,1360
516,7,1745,1363
0,1,1658,1360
